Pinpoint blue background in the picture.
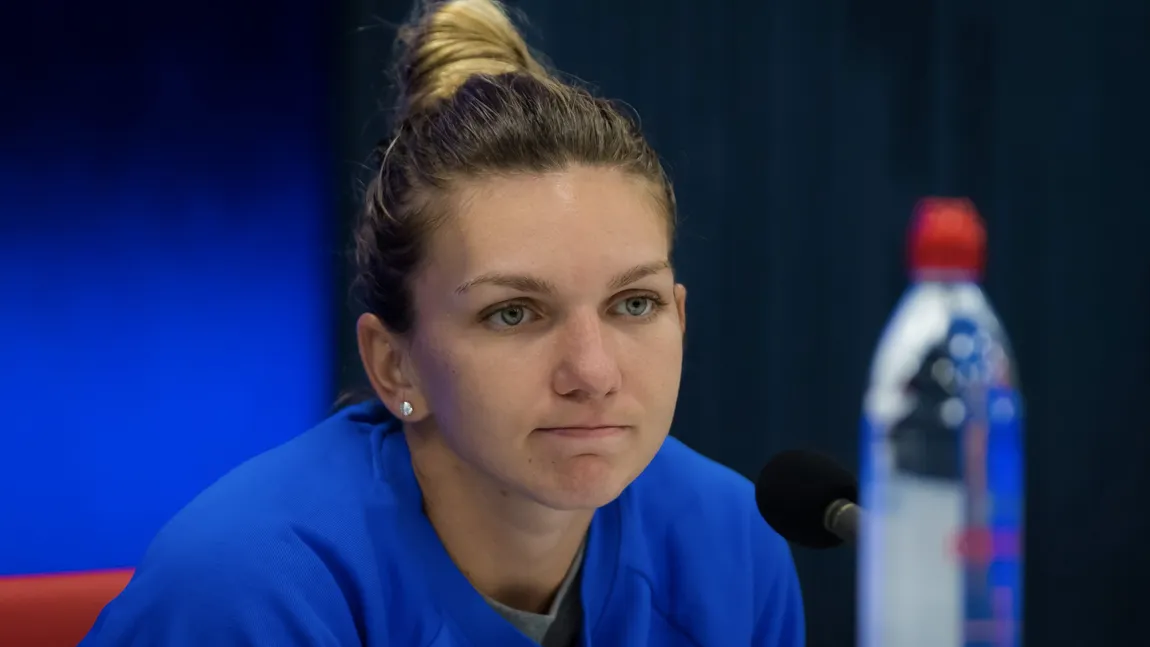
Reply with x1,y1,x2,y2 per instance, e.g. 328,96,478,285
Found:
0,2,334,575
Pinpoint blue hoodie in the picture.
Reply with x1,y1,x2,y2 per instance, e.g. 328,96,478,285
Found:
81,400,804,646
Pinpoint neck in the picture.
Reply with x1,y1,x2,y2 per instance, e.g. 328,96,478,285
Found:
405,426,591,613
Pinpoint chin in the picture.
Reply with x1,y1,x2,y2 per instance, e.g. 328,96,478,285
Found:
535,486,625,511
529,455,638,511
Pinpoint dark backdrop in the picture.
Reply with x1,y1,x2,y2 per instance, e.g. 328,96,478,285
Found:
332,1,1150,645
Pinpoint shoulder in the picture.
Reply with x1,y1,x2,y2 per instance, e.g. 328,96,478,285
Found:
629,436,768,543
153,401,388,555
640,435,755,496
81,402,406,646
623,437,805,646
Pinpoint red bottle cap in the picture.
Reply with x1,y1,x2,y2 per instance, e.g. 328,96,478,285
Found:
908,197,986,277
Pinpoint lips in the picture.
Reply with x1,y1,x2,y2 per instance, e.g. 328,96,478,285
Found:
536,425,630,438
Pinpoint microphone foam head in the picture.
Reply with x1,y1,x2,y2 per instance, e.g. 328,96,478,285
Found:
755,449,858,549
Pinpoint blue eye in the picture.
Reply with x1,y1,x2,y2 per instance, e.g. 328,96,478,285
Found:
485,305,534,329
613,296,658,318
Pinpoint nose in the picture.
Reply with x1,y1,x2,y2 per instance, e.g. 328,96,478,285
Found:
551,311,621,401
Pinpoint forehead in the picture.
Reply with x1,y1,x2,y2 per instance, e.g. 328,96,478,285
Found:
424,166,670,286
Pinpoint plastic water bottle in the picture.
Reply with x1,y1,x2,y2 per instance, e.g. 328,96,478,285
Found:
859,198,1025,647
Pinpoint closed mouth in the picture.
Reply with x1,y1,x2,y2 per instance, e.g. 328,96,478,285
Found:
536,425,630,438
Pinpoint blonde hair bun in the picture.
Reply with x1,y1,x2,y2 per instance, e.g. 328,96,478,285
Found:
397,0,551,116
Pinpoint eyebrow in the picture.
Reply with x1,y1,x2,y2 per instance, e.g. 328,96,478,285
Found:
608,259,671,290
454,260,671,295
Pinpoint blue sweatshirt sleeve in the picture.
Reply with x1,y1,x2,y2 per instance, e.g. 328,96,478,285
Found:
79,526,363,646
751,521,806,647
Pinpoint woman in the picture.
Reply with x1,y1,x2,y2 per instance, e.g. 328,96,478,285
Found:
81,1,804,645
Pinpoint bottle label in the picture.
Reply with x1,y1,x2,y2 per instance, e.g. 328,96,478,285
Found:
859,314,1024,647
958,386,1024,647
949,317,1024,647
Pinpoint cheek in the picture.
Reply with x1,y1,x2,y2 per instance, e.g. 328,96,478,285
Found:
619,323,684,398
416,335,533,435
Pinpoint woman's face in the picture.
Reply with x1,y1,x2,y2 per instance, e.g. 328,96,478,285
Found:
405,165,686,511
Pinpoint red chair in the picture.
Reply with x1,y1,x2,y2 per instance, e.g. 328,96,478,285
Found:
0,569,133,647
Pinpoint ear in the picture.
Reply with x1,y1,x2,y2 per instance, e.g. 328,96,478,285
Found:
673,283,687,335
356,313,431,422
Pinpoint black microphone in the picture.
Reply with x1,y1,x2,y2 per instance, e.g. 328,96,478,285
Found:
755,449,860,549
